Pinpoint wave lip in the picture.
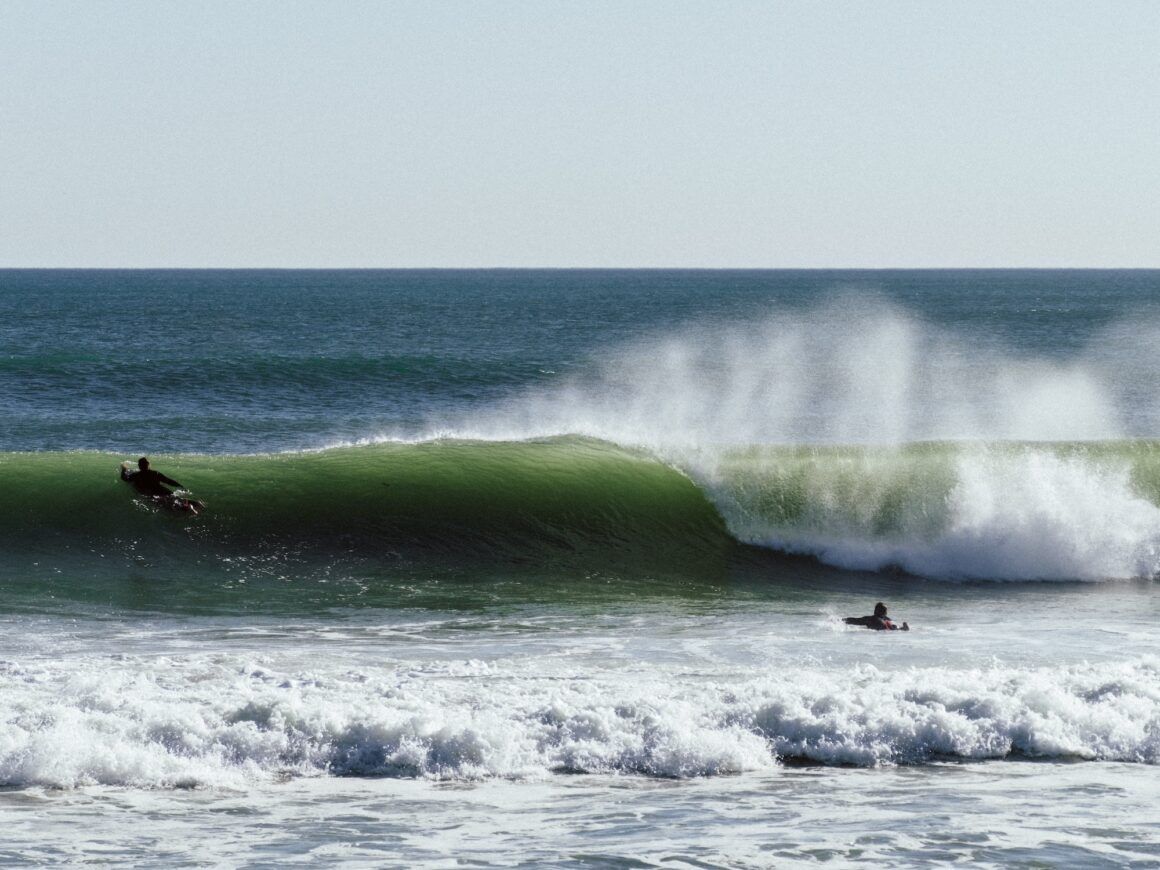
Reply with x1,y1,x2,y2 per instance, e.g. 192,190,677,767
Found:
698,441,1160,581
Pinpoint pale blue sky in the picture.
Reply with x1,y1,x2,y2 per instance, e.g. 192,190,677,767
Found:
2,1,1158,267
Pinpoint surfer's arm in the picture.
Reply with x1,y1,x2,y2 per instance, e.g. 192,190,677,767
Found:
158,473,182,487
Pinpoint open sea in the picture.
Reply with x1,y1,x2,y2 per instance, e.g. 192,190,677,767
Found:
2,269,1159,867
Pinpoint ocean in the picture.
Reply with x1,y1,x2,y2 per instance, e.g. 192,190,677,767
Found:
1,269,1158,867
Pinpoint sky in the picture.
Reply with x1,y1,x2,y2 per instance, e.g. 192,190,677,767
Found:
1,1,1158,268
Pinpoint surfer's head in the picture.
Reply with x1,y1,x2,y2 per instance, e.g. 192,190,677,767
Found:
873,602,887,617
138,457,150,470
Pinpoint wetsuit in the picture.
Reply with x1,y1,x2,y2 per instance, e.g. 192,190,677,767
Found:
121,466,182,498
844,615,904,631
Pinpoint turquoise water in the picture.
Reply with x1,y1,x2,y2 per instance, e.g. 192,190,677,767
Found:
2,270,1159,866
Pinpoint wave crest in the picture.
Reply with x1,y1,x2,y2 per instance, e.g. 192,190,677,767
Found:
701,442,1160,581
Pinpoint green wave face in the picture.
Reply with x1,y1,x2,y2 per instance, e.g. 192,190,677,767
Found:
4,438,1160,610
0,439,733,594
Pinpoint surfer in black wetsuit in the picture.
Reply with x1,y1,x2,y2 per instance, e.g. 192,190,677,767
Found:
844,602,909,631
122,456,183,497
121,457,202,512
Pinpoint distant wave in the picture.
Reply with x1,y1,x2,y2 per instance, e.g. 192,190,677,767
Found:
2,438,1160,584
2,654,1156,788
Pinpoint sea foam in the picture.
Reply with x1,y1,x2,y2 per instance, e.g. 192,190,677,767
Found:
703,445,1160,580
2,654,1156,789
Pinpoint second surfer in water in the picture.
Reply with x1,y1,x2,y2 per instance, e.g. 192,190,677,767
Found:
844,602,909,631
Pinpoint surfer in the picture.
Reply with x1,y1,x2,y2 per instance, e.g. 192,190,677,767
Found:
844,602,909,631
121,457,202,513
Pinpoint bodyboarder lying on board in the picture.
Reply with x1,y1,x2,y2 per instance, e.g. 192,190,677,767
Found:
844,602,909,631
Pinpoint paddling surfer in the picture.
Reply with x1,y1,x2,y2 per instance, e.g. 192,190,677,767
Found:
844,602,909,631
121,457,202,513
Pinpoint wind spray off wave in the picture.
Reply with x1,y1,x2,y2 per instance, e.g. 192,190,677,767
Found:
465,296,1149,446
447,298,1160,580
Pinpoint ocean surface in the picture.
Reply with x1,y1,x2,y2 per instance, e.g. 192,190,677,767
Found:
1,269,1159,867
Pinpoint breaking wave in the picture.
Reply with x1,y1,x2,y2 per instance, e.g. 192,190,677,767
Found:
2,654,1156,788
3,438,1160,583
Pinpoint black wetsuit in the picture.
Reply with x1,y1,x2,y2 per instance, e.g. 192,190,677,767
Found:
122,467,182,498
844,615,903,631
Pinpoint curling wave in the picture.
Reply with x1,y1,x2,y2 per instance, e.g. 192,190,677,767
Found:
2,438,1160,584
695,440,1160,581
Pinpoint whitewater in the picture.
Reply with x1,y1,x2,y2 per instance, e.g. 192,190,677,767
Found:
1,269,1159,866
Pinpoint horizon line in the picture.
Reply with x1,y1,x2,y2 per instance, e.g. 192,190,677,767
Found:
4,265,1160,272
